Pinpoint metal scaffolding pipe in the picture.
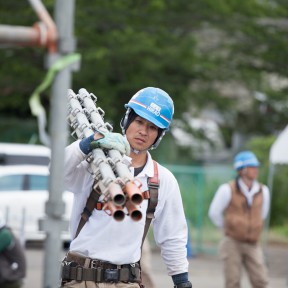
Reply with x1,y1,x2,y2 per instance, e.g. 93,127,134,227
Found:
28,0,57,52
0,25,39,44
0,23,47,47
41,1,78,287
0,0,57,52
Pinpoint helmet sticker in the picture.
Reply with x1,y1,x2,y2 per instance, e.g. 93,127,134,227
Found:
147,102,161,116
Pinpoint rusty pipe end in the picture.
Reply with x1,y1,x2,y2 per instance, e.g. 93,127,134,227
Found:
112,210,125,222
113,194,126,206
108,182,126,206
130,210,142,222
124,181,143,205
126,200,142,222
105,201,125,222
130,194,143,205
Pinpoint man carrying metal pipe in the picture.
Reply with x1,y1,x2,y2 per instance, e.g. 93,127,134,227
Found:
61,87,192,288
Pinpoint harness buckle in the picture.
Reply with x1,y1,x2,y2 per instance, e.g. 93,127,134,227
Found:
148,182,159,189
130,263,136,277
104,269,119,282
91,259,99,269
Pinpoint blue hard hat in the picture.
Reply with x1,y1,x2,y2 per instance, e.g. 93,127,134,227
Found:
233,151,260,170
125,87,174,130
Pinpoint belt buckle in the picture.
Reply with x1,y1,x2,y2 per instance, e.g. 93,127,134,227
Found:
91,259,99,269
130,263,136,277
104,269,119,282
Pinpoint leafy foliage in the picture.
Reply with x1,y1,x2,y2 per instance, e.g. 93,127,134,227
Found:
1,0,288,138
1,0,287,226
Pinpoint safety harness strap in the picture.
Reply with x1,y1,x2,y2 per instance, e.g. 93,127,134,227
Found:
141,160,159,247
74,160,159,243
62,252,141,283
75,183,101,239
146,160,159,218
62,265,140,283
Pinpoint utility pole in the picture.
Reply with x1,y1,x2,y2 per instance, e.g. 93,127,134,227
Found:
0,1,80,287
40,1,79,287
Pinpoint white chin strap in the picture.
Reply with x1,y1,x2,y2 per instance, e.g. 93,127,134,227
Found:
130,130,166,154
130,146,146,155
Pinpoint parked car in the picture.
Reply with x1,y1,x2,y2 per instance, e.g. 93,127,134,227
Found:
0,142,50,166
0,165,73,244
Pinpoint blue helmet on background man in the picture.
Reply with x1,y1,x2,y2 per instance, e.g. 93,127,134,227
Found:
121,87,174,149
233,151,260,170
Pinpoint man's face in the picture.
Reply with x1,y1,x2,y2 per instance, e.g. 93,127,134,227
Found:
125,116,159,152
240,166,259,181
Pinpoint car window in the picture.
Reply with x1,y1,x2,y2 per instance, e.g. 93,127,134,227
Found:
29,174,48,190
0,154,50,166
0,174,23,191
0,174,48,191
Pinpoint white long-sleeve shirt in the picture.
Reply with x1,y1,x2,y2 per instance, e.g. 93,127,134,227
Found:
208,178,270,228
64,140,188,276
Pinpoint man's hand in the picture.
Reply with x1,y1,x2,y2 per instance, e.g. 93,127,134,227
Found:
90,129,131,156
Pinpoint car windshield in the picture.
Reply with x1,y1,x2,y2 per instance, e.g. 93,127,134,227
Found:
0,154,50,166
0,174,48,191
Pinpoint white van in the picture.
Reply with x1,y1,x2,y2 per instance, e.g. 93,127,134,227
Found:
0,143,72,245
0,165,73,243
0,142,50,166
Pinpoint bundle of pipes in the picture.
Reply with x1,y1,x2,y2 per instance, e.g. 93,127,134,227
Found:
67,88,143,222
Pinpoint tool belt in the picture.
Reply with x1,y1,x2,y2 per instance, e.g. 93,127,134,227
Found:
61,252,141,283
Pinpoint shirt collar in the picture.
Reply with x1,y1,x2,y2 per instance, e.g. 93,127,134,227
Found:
136,152,155,178
238,178,260,195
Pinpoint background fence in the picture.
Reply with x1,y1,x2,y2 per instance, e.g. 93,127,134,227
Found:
150,164,236,256
4,163,256,255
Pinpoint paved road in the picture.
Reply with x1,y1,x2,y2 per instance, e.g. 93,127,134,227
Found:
23,244,288,288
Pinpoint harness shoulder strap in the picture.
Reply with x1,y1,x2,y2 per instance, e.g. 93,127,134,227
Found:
74,160,160,243
141,160,159,246
74,182,101,239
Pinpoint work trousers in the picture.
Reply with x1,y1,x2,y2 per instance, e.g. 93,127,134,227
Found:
219,236,269,288
62,281,140,288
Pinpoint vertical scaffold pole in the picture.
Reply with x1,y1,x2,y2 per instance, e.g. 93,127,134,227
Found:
40,1,78,287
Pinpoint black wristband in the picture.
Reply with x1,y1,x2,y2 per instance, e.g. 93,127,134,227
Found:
172,272,188,285
174,281,192,288
79,134,94,155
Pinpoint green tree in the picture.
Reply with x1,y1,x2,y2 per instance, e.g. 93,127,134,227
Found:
1,0,288,228
0,0,288,143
